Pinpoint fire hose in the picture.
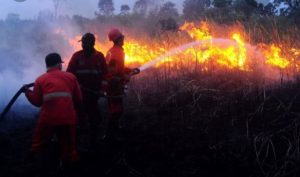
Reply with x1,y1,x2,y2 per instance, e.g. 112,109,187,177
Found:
0,83,34,122
0,83,118,122
80,67,140,98
0,68,141,122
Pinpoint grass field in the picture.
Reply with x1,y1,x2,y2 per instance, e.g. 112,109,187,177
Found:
1,69,300,177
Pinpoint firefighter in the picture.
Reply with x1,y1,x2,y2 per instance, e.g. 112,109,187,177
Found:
24,53,82,176
104,28,139,142
67,32,107,149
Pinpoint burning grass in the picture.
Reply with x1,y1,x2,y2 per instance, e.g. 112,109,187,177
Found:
1,19,300,177
55,20,300,84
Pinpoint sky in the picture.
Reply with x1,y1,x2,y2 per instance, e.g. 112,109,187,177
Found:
0,0,271,20
0,0,183,20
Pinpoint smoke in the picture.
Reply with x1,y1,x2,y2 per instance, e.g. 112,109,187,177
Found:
0,2,127,114
0,16,83,113
0,2,295,116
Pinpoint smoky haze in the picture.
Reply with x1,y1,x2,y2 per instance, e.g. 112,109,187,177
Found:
0,14,131,114
0,0,296,116
0,0,179,112
0,17,83,113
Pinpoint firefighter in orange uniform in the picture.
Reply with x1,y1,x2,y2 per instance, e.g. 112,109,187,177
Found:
24,53,82,176
67,33,107,148
104,28,139,141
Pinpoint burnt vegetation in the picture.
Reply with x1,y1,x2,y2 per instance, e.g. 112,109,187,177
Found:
1,0,300,177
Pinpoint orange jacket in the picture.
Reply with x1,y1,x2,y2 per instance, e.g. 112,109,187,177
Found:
25,68,82,125
106,44,125,76
67,50,107,91
104,45,136,95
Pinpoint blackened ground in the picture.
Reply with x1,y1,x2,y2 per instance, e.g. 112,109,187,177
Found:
1,81,300,177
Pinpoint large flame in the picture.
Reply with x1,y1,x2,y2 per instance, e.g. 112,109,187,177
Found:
56,21,300,77
262,44,290,69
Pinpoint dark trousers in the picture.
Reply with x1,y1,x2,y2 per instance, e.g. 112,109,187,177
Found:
31,123,78,162
106,98,123,141
78,93,102,148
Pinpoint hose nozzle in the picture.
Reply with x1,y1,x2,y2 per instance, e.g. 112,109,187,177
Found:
131,68,140,75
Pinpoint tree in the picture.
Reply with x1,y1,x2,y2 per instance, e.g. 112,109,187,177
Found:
213,0,232,8
132,0,165,16
133,0,149,15
279,0,300,25
289,0,300,18
183,0,211,20
158,1,179,19
274,0,299,8
233,0,258,9
256,2,273,15
159,17,178,32
156,2,179,32
245,0,258,7
53,0,66,18
233,0,258,20
120,4,130,15
271,0,300,16
97,0,115,16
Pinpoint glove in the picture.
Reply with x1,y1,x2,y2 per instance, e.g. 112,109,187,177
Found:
21,83,34,93
132,68,140,75
21,84,30,93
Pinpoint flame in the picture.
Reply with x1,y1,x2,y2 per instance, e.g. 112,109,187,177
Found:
123,39,163,66
68,36,82,51
179,22,248,70
261,44,290,69
291,48,300,56
232,33,247,69
54,21,299,78
179,21,212,40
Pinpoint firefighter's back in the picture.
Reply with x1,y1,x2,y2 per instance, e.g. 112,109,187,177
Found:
36,68,80,125
67,50,107,92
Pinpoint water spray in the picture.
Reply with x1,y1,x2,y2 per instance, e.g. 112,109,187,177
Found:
138,38,264,72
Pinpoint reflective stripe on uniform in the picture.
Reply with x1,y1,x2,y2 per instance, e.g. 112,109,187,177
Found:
76,70,101,75
43,92,72,101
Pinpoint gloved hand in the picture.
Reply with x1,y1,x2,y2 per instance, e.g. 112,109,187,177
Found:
21,84,30,93
123,68,140,83
131,68,140,75
21,83,34,93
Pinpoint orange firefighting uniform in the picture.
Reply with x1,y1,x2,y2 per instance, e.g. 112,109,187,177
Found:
106,44,125,75
25,68,82,162
66,50,107,144
106,44,126,118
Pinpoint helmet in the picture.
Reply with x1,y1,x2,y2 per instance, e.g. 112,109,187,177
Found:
108,28,123,42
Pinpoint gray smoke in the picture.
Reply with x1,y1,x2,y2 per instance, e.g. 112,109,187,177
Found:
0,16,82,113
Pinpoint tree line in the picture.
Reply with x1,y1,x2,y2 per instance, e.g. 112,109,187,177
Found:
97,0,299,20
92,0,299,40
